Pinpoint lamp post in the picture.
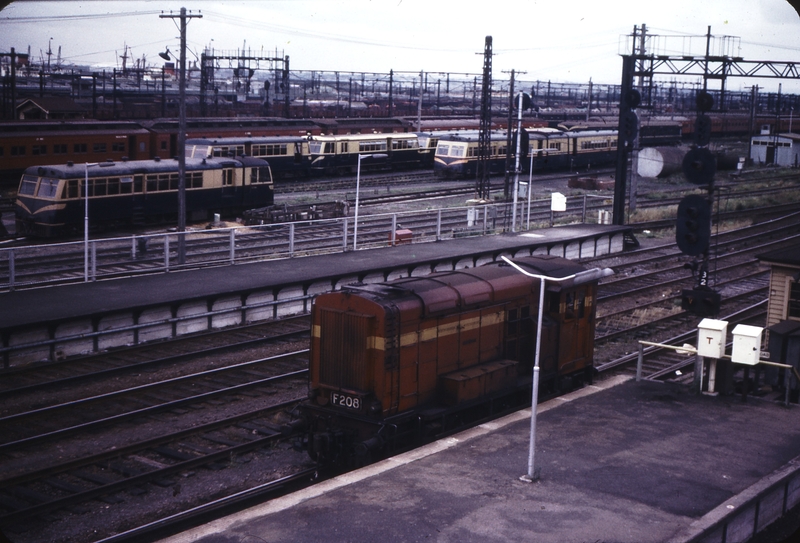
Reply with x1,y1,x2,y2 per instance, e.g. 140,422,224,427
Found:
84,162,98,282
353,153,387,251
500,256,613,481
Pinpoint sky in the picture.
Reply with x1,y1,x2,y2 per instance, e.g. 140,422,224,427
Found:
1,0,800,93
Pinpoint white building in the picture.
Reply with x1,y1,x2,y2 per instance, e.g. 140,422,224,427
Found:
750,133,800,167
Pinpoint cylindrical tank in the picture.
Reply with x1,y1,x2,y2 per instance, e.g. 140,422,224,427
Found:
637,146,687,178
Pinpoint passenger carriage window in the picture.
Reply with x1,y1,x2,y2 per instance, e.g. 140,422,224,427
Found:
65,179,79,199
437,144,450,156
92,178,107,197
190,172,204,188
120,176,133,194
158,174,170,191
134,175,143,193
18,175,39,195
169,173,179,190
223,169,234,186
53,143,68,154
93,143,107,153
146,175,158,193
107,178,120,195
37,177,60,199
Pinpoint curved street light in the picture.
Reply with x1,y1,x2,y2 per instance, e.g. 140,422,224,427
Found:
500,256,613,482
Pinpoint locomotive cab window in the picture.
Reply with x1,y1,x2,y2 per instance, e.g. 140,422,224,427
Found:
505,305,532,362
19,175,39,195
250,166,271,184
37,177,60,199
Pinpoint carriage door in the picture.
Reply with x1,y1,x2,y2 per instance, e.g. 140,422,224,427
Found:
130,175,146,225
221,166,236,207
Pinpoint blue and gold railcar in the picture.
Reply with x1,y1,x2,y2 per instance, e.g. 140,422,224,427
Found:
185,136,312,179
15,156,273,237
307,133,422,175
432,131,510,179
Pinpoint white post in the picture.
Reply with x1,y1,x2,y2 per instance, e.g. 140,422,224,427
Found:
708,359,717,394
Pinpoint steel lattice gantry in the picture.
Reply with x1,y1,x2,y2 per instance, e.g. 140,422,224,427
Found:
613,53,800,228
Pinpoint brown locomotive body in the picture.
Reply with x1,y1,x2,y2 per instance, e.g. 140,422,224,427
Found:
300,254,598,465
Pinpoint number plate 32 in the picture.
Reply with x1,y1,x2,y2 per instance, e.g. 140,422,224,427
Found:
331,392,361,411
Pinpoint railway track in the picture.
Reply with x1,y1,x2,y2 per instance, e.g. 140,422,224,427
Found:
2,171,800,290
2,201,800,542
0,399,305,528
0,315,310,396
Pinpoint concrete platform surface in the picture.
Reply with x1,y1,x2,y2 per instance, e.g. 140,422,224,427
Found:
160,376,800,543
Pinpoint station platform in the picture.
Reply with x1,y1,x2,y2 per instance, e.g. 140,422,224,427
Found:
160,376,800,543
1,224,630,366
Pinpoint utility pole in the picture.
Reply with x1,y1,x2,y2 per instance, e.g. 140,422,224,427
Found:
477,36,493,200
160,7,202,265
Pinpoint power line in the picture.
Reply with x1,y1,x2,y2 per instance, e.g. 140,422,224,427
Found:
1,10,162,23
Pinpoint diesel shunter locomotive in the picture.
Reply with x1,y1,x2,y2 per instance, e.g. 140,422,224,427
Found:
290,254,601,466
